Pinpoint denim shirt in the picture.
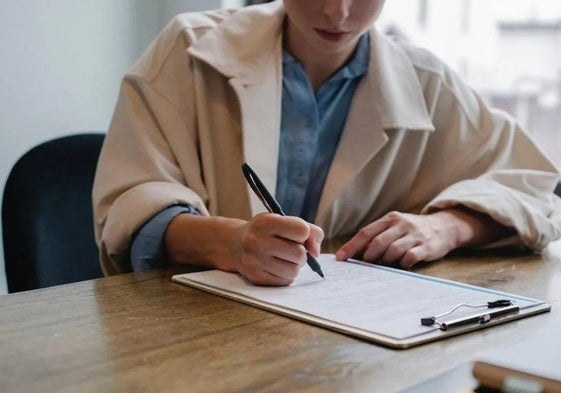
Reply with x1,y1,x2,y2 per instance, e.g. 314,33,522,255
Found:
276,33,369,221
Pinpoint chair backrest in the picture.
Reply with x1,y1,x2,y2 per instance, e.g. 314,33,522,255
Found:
2,133,105,292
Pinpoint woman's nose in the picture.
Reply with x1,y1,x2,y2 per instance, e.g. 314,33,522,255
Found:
322,0,350,24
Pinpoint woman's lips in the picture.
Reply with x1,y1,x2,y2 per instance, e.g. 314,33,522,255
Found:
315,29,350,42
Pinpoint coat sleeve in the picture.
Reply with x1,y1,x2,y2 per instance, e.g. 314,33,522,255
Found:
419,60,561,251
93,72,210,275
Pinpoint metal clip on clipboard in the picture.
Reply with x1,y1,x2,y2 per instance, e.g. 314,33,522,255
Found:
421,300,520,331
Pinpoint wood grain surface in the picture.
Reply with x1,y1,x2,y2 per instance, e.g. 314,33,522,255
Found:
1,241,560,393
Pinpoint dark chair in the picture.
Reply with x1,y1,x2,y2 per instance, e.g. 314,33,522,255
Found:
2,133,105,292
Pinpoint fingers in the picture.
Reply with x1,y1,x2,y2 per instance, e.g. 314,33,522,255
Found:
244,256,302,286
305,223,324,257
335,219,389,261
400,246,426,269
238,213,323,286
335,211,455,269
372,232,418,262
362,225,406,261
267,235,309,265
338,229,428,268
248,214,323,257
251,213,312,243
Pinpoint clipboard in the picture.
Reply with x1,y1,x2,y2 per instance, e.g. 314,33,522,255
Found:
172,254,550,349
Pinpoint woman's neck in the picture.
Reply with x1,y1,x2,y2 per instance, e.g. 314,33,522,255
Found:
284,21,359,91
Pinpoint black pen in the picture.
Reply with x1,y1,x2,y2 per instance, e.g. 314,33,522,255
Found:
241,163,325,279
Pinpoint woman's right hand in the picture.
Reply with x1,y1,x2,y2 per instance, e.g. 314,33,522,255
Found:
232,213,323,286
165,212,323,286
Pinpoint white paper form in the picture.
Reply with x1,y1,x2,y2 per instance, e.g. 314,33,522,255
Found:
173,254,549,347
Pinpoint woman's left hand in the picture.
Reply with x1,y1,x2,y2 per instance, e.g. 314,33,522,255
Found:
335,208,510,268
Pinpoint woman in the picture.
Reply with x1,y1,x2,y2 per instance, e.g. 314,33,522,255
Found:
93,0,561,285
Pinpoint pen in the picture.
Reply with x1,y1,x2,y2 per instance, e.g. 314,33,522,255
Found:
241,163,325,279
439,304,520,331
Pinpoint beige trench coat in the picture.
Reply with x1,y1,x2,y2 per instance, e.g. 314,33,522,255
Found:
93,2,561,275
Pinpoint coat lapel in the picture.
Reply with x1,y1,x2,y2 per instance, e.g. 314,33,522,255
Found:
315,75,388,224
228,47,283,216
187,3,285,215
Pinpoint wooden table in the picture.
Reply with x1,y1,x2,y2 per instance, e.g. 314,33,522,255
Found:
1,241,560,393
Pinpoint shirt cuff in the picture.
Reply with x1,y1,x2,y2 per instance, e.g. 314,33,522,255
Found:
130,204,200,271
